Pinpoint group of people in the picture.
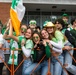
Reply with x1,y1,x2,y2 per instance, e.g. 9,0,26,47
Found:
0,14,76,75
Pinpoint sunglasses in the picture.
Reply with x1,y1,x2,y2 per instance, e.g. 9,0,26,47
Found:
21,28,26,32
33,36,39,39
30,22,36,25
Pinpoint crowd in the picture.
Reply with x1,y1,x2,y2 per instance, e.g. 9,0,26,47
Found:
0,14,76,75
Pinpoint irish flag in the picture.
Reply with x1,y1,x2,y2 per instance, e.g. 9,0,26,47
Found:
10,0,25,36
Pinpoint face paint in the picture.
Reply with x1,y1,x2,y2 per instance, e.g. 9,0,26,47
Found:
33,36,39,40
21,28,26,32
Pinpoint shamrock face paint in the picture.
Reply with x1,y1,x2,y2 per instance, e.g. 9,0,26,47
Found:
21,28,26,32
33,33,40,44
33,36,39,40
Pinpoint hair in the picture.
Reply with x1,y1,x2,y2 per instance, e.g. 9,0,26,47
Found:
40,29,50,40
46,26,56,40
71,18,76,25
32,32,41,41
26,28,34,39
20,24,27,29
36,26,40,30
54,18,66,29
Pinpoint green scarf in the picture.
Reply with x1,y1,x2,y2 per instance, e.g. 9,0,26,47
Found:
45,43,51,58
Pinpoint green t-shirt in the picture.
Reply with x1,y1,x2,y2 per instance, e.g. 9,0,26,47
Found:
18,36,26,49
25,39,34,54
52,30,66,47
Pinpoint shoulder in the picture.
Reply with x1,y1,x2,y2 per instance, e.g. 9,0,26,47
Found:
18,36,26,43
26,39,33,44
55,30,63,36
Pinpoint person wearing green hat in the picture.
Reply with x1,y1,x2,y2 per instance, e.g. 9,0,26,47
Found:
62,14,69,24
62,13,70,28
29,20,37,32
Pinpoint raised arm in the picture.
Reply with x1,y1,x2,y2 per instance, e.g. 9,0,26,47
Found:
21,39,32,58
9,19,19,42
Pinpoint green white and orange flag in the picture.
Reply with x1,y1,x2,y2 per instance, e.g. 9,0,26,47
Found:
10,0,25,36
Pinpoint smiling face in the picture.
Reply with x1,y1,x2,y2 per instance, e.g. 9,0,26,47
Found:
33,33,40,44
20,25,27,35
46,27,54,34
41,29,49,39
25,29,32,39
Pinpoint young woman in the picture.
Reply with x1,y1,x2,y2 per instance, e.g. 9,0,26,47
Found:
4,20,33,75
23,32,51,75
43,22,64,75
21,28,34,75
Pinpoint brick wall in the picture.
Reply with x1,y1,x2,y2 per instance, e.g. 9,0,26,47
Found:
0,3,11,25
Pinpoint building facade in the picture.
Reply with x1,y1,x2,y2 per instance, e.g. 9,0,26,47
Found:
0,0,76,28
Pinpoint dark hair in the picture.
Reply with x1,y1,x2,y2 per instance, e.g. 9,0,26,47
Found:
36,26,40,30
71,18,76,25
55,18,65,29
33,32,41,39
32,32,41,45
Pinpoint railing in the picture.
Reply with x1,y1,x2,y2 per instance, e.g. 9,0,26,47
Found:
0,47,76,75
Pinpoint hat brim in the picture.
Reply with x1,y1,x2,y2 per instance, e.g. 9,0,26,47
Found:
44,26,55,28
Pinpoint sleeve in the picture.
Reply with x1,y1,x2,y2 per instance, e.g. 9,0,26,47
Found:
18,36,26,44
25,40,33,49
45,44,51,58
22,46,31,57
0,36,4,44
65,30,76,47
55,30,64,41
50,40,63,49
52,47,62,53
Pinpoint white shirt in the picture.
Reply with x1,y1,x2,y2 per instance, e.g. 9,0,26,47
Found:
0,34,5,63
